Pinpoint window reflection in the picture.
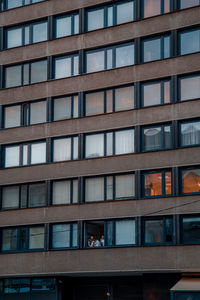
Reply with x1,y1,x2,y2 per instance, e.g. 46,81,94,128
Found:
4,105,21,128
182,216,200,243
143,0,161,18
180,28,200,55
116,44,134,67
180,121,200,146
179,0,200,9
180,75,200,101
86,51,105,73
182,169,200,194
144,217,173,244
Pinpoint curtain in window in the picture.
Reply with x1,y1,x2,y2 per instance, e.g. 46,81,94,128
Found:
29,227,44,249
181,122,200,146
144,127,161,150
115,174,135,198
85,177,104,202
52,224,70,248
115,220,135,245
2,186,19,209
115,129,134,154
52,181,71,204
54,138,71,161
85,134,104,158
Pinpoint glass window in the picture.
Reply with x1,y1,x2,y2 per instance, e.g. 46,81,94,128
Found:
6,0,23,9
115,85,134,111
4,279,30,294
52,223,78,248
179,28,200,55
30,101,46,124
143,170,172,197
7,27,22,48
144,217,173,244
55,13,79,38
2,186,20,209
53,138,71,161
180,120,200,147
86,220,105,247
29,226,44,249
53,96,78,121
87,8,104,31
181,168,200,194
52,180,77,204
32,278,56,291
5,146,20,168
142,79,171,107
179,74,200,101
116,1,134,24
5,65,22,88
4,105,21,128
115,174,135,199
31,142,46,164
179,0,200,9
181,216,200,243
86,50,105,73
85,177,104,202
116,44,134,67
142,124,172,151
85,133,104,158
142,35,170,62
115,220,135,245
32,21,48,43
142,0,170,18
2,228,18,251
115,129,135,154
85,91,105,116
29,183,46,207
31,60,47,84
54,55,79,79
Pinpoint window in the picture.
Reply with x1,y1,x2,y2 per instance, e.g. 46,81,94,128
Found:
51,223,78,249
179,28,200,55
143,216,173,245
53,95,79,121
142,34,171,62
179,120,200,147
86,0,134,31
86,42,134,73
55,13,79,38
4,60,47,88
53,136,78,162
142,170,172,197
85,128,135,158
52,179,78,205
142,124,172,151
142,0,171,18
1,182,46,209
173,292,200,300
85,219,136,248
5,20,48,49
85,173,135,202
179,0,200,9
32,278,56,291
3,100,47,128
178,74,200,101
181,168,200,195
1,225,45,252
141,79,171,107
85,85,135,116
54,54,79,79
2,0,45,10
4,279,30,294
4,141,46,168
181,216,200,244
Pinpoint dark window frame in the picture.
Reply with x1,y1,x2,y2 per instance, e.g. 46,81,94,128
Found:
180,214,200,245
178,26,200,56
54,11,80,38
1,0,46,11
52,93,79,121
51,178,79,205
52,135,79,162
141,0,173,19
53,53,79,79
179,166,200,196
177,72,200,102
178,118,200,148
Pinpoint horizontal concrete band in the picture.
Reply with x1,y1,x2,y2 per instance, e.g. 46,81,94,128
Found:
0,195,199,227
0,53,200,106
0,245,199,276
0,7,200,64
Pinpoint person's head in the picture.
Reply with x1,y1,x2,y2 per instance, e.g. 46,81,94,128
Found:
101,235,104,239
90,235,94,240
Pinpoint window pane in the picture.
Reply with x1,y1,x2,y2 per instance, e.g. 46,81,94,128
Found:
85,133,104,158
143,0,161,17
87,9,104,31
180,121,200,146
32,278,56,291
74,14,79,34
4,279,30,294
22,145,28,166
31,60,47,83
32,21,48,43
106,49,113,69
106,132,113,156
55,57,72,78
54,97,72,120
115,129,135,154
180,29,200,55
164,35,170,58
85,91,104,116
115,86,134,111
4,105,21,128
117,1,134,24
182,217,200,243
115,174,135,199
180,75,200,101
5,146,20,167
107,6,114,27
143,82,161,106
23,63,29,85
29,183,46,207
106,176,113,200
72,180,78,203
86,50,105,73
21,185,28,208
144,172,162,196
7,28,22,48
2,228,18,251
182,169,200,194
73,95,79,118
73,55,79,75
164,0,170,12
165,171,172,195
106,89,113,113
115,220,135,245
164,80,170,103
143,38,161,62
31,142,46,164
52,180,71,204
5,65,22,88
52,224,70,248
25,26,30,44
85,177,104,202
143,127,162,151
53,138,71,161
56,16,72,38
145,220,163,243
2,186,19,209
30,101,46,124
18,228,27,250
180,0,199,9
72,223,78,247
29,226,44,249
116,44,134,67
164,126,172,148
73,136,79,160
7,0,23,9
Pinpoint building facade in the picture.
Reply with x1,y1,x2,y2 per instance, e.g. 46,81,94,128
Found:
0,0,200,299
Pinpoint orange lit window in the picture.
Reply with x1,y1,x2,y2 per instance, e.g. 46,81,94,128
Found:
143,170,172,197
182,169,200,194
